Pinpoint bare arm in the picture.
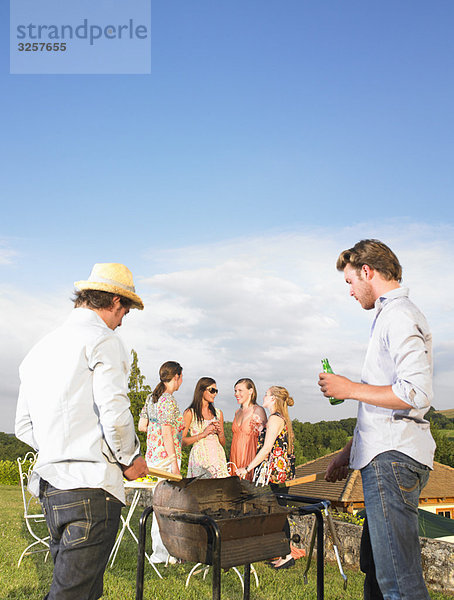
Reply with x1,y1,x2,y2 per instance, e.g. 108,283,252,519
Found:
161,424,180,475
181,409,216,447
318,373,412,410
237,414,284,477
214,410,226,447
138,416,148,432
253,405,267,427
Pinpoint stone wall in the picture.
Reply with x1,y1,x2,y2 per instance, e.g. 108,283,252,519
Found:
290,514,454,595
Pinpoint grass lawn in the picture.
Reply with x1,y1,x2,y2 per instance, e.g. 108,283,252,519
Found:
2,484,453,600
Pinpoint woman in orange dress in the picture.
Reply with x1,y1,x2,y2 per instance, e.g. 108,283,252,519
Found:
229,378,266,481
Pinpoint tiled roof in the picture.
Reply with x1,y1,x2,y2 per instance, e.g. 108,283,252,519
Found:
291,450,454,504
290,450,361,503
420,461,454,499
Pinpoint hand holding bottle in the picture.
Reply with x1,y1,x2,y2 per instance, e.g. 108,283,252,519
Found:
319,358,344,405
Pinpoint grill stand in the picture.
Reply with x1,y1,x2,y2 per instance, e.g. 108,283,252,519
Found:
135,494,328,600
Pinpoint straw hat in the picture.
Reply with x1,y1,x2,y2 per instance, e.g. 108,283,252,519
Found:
75,263,144,310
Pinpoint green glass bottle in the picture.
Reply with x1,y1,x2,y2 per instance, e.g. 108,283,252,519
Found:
321,358,344,405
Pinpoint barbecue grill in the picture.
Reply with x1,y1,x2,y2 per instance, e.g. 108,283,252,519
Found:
135,476,329,600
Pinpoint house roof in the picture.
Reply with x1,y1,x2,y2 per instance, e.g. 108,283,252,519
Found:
420,461,454,500
291,450,454,504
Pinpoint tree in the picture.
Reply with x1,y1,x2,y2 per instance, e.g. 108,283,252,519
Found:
128,349,151,456
291,419,348,464
0,432,32,461
431,425,454,468
427,407,454,430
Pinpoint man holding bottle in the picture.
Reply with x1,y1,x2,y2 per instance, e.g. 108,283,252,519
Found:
319,239,435,600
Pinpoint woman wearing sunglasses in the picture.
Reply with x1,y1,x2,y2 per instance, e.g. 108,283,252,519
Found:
182,377,229,479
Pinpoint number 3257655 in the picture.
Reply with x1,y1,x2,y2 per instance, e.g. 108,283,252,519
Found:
18,42,67,51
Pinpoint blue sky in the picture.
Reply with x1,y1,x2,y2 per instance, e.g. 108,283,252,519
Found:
1,1,453,431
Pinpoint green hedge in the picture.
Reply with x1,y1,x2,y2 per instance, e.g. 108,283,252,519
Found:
0,459,33,485
0,460,21,485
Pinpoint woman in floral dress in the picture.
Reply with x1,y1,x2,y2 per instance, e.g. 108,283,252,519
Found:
237,386,295,569
182,377,228,479
229,378,266,481
138,361,184,564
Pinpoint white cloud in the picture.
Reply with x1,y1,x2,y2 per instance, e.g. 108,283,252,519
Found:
2,223,453,433
0,240,18,265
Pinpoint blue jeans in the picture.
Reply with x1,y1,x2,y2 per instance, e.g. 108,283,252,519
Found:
360,451,430,600
39,479,123,600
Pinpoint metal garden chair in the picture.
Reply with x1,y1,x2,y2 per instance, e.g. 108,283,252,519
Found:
17,451,50,567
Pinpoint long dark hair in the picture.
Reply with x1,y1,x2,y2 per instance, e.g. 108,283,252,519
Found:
187,377,217,424
152,361,183,403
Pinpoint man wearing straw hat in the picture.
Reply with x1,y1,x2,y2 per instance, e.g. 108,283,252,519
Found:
15,263,148,600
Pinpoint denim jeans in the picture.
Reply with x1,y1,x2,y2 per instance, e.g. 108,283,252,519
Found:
360,451,430,600
39,479,123,600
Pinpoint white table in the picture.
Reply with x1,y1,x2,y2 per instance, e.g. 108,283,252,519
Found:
109,480,162,578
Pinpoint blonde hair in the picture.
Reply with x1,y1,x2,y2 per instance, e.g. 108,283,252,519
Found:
269,386,294,453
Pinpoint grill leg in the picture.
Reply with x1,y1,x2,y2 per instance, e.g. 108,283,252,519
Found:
243,563,251,600
211,528,221,600
315,508,325,600
135,506,153,600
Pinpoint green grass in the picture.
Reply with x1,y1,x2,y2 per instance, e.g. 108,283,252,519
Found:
2,484,453,600
439,429,454,440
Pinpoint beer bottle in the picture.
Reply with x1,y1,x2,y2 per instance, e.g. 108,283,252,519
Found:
321,358,344,405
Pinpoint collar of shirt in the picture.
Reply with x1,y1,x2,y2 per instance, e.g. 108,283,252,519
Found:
374,286,409,312
70,306,110,327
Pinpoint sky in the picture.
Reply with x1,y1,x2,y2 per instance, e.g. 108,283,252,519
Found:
1,1,453,432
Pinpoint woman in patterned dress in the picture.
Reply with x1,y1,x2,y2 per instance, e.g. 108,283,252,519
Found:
236,386,295,569
182,377,229,479
138,361,184,564
229,378,266,480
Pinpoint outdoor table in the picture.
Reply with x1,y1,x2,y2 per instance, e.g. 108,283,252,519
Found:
109,480,162,579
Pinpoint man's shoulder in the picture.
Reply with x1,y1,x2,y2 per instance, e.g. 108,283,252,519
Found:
383,294,428,321
22,309,119,363
379,295,431,339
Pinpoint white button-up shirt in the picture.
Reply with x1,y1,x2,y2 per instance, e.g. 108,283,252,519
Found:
350,287,436,471
15,307,140,503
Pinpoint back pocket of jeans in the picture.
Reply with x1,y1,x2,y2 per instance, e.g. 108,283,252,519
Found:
392,462,422,511
53,499,92,547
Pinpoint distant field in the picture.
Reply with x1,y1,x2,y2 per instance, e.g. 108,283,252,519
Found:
437,409,454,418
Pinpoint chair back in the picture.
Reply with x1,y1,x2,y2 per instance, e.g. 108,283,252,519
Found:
17,451,40,517
16,452,50,566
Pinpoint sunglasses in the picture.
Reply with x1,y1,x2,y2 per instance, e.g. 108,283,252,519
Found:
206,387,218,395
